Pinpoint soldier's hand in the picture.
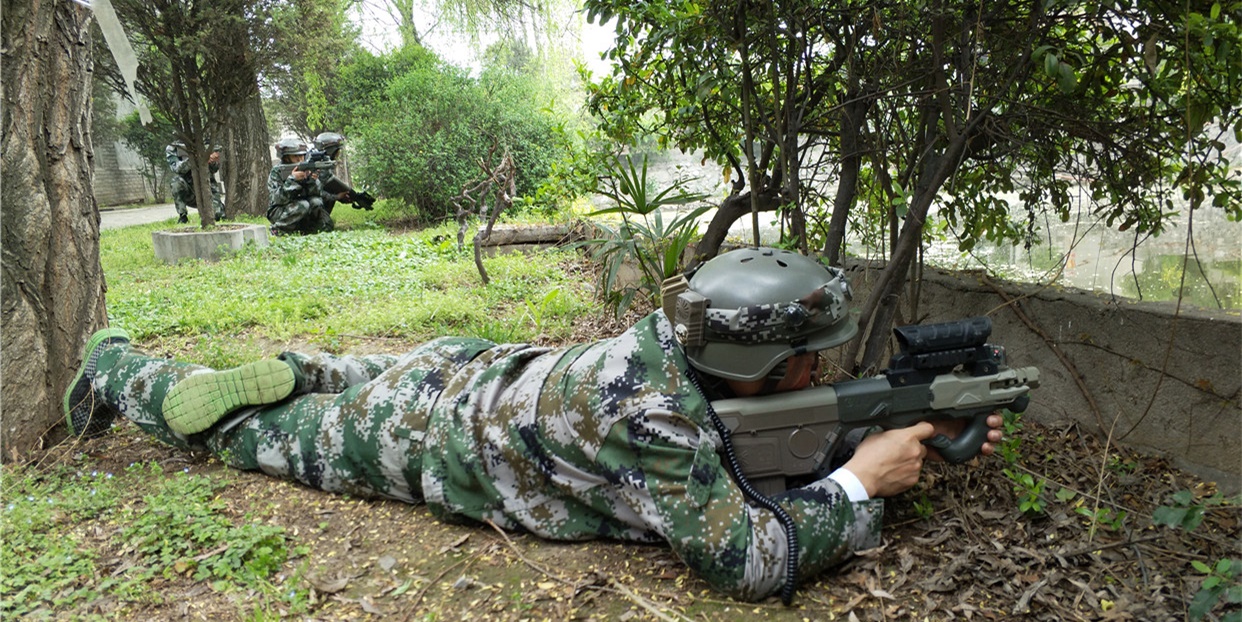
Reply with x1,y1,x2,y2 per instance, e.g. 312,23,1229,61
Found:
842,422,935,498
291,169,309,181
338,192,352,203
925,413,1004,462
208,152,220,165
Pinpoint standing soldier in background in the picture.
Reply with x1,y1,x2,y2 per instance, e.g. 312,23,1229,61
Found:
165,141,224,224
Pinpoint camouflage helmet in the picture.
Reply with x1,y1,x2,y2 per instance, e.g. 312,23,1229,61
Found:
313,132,344,157
662,247,857,381
275,138,307,160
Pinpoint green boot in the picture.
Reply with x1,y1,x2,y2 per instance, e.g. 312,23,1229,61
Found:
64,328,131,437
161,359,297,435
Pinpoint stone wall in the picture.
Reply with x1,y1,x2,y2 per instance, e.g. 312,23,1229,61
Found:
93,140,151,207
842,261,1241,492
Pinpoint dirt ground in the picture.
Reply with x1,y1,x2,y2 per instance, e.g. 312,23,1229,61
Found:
30,309,1242,621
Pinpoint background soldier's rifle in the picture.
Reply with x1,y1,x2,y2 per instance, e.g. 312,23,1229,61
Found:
275,149,376,209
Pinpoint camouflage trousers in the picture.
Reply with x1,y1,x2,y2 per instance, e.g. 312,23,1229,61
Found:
267,198,334,236
91,338,483,501
171,175,224,220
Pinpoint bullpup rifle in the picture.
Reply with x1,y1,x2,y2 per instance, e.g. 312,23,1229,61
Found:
711,316,1040,496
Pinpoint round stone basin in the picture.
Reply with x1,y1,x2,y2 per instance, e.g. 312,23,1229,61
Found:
152,223,270,263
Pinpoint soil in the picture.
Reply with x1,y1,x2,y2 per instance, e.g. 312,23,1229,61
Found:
31,311,1241,621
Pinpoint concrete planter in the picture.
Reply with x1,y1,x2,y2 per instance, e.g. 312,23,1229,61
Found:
152,223,270,264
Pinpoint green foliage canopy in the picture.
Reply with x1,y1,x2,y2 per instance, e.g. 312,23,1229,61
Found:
583,0,1242,370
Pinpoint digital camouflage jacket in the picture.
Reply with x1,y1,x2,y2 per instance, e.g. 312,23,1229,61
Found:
93,312,883,600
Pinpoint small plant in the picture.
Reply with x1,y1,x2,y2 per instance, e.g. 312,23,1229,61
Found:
997,409,1024,465
581,154,710,316
1188,558,1242,622
524,287,564,334
1152,489,1214,531
1152,490,1242,621
1074,506,1128,532
1003,468,1047,514
912,493,935,520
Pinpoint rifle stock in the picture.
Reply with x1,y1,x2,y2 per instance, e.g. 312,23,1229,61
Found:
710,317,1040,496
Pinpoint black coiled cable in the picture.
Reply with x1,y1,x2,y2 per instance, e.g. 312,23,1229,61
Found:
685,368,800,606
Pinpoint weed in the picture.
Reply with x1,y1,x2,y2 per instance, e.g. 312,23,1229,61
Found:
997,409,1024,465
1003,468,1047,514
1189,559,1242,622
912,493,935,520
1074,506,1127,532
1152,490,1242,621
580,154,709,316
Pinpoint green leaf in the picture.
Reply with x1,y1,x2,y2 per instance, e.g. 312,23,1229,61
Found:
1056,62,1078,93
1152,505,1187,527
1193,560,1213,574
1190,588,1222,621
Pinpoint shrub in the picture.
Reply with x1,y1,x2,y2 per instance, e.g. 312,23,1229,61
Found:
344,45,565,223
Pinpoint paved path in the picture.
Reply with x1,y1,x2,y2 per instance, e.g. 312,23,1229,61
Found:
100,203,179,230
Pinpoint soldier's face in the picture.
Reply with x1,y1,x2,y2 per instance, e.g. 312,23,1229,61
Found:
286,154,306,164
725,353,819,397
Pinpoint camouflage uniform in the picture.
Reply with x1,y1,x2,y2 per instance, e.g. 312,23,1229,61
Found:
89,312,883,601
166,144,224,221
266,165,335,235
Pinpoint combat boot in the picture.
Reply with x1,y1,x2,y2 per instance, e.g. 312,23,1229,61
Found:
63,328,131,437
161,359,298,435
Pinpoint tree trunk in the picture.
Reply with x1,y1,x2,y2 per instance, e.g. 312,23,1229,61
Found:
191,150,217,227
2,0,108,458
823,95,870,266
693,188,783,261
222,91,270,217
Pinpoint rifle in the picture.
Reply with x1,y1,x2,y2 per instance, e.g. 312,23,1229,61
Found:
711,316,1040,496
321,175,376,211
273,149,337,181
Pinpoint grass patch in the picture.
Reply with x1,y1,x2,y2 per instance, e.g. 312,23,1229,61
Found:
100,218,594,364
0,460,305,618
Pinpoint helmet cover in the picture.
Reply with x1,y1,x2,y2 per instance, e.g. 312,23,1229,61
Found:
313,132,344,157
275,138,308,160
668,247,857,381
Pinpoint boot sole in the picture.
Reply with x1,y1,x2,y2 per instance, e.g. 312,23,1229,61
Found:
63,328,131,437
162,360,296,435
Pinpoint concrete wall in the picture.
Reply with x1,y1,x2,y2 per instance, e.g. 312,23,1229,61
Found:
842,261,1241,492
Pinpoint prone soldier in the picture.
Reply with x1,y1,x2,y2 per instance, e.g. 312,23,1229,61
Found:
63,247,1012,603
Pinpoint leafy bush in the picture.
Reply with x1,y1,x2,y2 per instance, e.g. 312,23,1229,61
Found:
342,45,566,223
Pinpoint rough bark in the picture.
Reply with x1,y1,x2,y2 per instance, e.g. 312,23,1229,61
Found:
2,0,109,458
222,92,270,217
